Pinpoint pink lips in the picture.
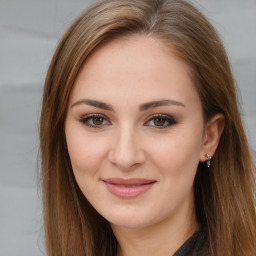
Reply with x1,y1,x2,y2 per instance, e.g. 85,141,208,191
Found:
102,178,156,199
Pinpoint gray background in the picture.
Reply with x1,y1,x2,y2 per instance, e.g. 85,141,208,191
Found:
0,0,255,255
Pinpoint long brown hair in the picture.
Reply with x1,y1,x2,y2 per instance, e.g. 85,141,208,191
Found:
40,0,256,255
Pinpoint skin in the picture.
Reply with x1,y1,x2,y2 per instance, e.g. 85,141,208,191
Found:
65,35,224,256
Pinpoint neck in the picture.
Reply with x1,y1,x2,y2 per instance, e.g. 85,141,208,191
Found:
112,205,199,256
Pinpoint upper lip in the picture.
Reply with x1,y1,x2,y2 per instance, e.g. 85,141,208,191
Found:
102,178,156,185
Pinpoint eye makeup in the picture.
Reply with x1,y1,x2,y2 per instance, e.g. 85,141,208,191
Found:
79,114,111,128
79,113,177,130
144,114,177,129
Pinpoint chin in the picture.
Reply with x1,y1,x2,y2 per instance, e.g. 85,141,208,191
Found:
100,207,159,230
110,217,152,230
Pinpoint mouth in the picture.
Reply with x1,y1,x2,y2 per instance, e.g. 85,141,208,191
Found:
101,178,156,199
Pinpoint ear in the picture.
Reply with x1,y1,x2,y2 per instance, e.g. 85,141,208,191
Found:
200,113,225,162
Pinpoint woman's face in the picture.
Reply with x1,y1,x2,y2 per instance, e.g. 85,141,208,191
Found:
65,36,206,230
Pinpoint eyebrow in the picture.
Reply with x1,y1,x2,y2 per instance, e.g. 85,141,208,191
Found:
71,99,114,111
71,98,185,111
139,99,185,111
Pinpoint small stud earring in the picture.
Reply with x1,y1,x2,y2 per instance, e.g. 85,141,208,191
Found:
206,153,211,167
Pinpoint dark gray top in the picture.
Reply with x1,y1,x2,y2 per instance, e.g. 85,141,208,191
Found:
173,226,208,256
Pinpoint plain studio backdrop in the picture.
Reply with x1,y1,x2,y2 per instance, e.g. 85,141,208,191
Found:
0,0,255,255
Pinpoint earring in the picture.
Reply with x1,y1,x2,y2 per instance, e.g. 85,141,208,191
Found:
206,153,211,168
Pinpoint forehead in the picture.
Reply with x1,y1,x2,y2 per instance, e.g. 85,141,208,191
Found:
70,35,200,108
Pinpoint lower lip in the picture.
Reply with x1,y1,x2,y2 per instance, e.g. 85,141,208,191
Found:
104,182,155,199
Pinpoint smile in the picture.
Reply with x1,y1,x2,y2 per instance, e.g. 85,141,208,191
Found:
102,178,156,199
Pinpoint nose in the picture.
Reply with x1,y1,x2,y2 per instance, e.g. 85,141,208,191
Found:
108,124,146,170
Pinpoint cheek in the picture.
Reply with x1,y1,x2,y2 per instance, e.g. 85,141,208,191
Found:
65,125,107,178
146,126,203,214
149,124,203,180
65,132,110,202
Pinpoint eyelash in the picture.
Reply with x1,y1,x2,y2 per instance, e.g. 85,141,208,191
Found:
144,114,177,129
79,114,177,129
80,114,110,129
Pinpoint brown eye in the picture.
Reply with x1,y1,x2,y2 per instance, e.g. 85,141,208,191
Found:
145,114,177,129
80,114,110,128
153,118,166,127
93,117,104,125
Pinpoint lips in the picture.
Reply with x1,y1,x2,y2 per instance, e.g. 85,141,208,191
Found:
102,178,156,199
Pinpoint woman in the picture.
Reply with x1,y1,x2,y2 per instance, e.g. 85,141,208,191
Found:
40,0,256,255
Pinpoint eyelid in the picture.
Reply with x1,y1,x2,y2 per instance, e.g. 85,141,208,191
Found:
79,113,111,128
79,113,176,129
144,114,177,128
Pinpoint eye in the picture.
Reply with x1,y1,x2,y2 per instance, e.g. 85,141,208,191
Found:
145,114,177,128
80,114,110,128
